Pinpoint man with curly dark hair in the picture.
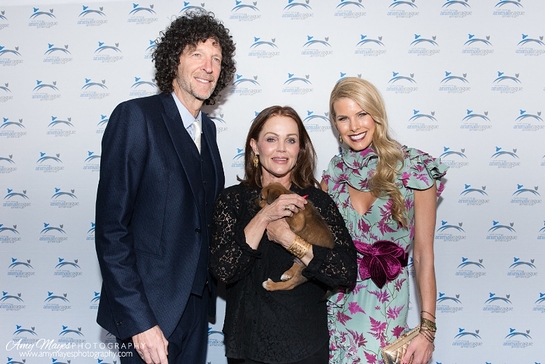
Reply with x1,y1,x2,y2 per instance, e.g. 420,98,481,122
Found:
95,11,236,364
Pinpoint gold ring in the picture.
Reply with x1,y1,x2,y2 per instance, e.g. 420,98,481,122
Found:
284,205,291,211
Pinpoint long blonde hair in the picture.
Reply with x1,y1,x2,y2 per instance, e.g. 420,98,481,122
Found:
329,77,407,226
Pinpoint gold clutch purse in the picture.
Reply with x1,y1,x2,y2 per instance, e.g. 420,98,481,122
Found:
381,327,420,364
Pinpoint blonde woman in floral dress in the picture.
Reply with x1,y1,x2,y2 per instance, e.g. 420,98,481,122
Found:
321,78,448,364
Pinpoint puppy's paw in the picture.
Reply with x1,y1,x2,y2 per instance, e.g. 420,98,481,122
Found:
280,273,293,281
262,278,273,290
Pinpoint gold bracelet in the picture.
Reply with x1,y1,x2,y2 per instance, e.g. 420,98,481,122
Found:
420,317,437,332
419,329,436,343
421,310,436,319
287,235,311,260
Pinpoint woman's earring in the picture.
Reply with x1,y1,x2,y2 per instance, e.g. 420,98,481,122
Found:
338,134,343,144
253,155,259,168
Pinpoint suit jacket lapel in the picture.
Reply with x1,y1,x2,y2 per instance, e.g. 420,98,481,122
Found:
159,93,204,208
201,114,225,195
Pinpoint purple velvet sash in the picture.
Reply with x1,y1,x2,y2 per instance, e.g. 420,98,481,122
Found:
354,240,408,288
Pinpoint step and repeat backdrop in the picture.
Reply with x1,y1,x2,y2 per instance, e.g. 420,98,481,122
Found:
1,0,544,363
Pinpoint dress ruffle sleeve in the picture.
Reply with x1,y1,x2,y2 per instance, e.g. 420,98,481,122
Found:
399,147,448,197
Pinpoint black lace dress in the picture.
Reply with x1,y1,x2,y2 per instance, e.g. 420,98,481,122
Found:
210,183,357,363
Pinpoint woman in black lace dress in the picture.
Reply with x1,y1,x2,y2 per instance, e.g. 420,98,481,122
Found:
210,105,357,364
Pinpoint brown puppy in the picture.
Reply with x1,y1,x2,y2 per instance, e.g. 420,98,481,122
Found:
257,182,335,291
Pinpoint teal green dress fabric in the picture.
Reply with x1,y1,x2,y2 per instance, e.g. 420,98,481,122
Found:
323,146,447,364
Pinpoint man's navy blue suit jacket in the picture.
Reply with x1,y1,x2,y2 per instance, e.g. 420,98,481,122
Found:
95,92,224,340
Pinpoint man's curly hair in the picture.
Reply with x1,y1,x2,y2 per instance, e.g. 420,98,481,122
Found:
153,11,236,105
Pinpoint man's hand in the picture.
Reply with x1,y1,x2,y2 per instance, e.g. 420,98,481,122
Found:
132,325,168,364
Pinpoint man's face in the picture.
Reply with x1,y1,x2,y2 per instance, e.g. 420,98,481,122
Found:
174,38,222,105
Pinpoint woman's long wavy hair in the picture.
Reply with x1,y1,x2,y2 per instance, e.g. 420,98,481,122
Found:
152,11,236,105
239,106,319,190
329,77,407,226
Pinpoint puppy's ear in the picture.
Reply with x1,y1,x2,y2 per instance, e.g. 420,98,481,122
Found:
267,191,278,205
256,191,266,208
267,185,285,204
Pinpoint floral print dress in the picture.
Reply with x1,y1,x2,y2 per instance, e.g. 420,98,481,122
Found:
322,146,447,364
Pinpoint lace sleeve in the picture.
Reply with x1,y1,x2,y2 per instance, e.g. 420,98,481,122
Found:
302,189,357,289
210,186,261,284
